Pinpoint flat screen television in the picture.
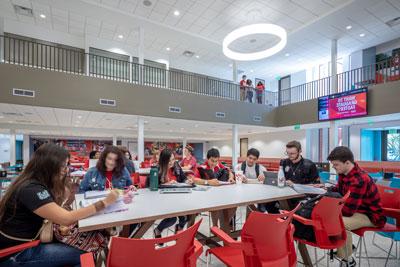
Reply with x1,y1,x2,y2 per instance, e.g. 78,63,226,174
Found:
318,88,368,121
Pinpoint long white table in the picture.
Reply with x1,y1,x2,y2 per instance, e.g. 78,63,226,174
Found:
138,168,192,175
76,184,303,232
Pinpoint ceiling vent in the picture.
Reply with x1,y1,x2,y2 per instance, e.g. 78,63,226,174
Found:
13,88,35,98
168,106,182,113
99,98,116,106
253,115,262,122
216,112,226,118
386,17,400,27
13,5,34,17
183,50,195,57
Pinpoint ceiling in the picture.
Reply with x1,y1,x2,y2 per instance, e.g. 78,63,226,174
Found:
1,0,400,84
0,103,274,140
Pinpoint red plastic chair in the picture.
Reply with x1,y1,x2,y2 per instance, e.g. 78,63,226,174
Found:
206,205,299,267
0,240,40,259
351,185,400,266
81,219,203,267
293,191,350,266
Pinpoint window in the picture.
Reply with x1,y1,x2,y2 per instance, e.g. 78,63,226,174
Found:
386,131,400,161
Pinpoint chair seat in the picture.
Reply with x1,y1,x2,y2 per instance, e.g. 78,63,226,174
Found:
352,223,399,237
208,247,244,267
294,237,346,250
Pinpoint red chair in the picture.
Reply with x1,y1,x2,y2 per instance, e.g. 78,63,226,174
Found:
206,206,299,267
81,220,203,267
0,240,40,259
351,185,400,266
293,191,350,267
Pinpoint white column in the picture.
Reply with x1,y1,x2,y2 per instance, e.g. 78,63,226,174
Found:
232,61,237,82
128,55,133,83
84,35,90,75
165,60,170,89
138,27,144,65
23,134,30,166
0,17,4,63
330,39,338,94
9,130,16,166
112,135,117,146
182,137,187,149
137,117,144,163
232,124,239,168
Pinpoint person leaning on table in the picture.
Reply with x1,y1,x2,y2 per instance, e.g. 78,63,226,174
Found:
193,148,236,233
0,144,119,267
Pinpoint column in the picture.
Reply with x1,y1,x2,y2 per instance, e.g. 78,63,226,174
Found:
84,35,90,76
232,124,239,168
182,137,187,149
129,55,133,83
23,134,30,166
9,130,16,166
112,135,117,146
330,39,337,94
138,27,144,84
232,61,238,100
0,17,4,63
137,117,144,163
305,129,319,162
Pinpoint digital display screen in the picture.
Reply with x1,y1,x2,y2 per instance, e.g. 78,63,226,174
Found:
318,88,368,121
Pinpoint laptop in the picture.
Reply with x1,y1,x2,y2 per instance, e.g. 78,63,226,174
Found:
263,171,278,186
159,183,195,189
159,188,192,194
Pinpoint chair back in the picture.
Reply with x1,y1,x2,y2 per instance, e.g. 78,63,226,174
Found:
0,240,40,259
240,206,298,267
107,220,201,267
377,185,400,211
390,177,400,189
318,171,330,183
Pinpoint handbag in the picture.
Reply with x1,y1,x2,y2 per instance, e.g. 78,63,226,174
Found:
0,219,53,243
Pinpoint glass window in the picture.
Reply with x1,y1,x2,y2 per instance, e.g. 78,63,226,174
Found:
386,132,400,161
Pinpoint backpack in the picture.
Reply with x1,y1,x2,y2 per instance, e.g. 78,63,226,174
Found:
293,191,342,242
241,162,260,178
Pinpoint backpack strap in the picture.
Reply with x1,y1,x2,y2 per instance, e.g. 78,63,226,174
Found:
241,162,246,173
255,163,260,177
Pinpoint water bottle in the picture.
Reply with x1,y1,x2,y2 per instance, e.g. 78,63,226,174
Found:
277,166,285,188
149,166,159,191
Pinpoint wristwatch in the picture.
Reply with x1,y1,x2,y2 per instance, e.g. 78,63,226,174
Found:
204,180,208,186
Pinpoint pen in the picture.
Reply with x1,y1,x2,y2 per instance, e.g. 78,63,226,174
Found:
104,208,128,215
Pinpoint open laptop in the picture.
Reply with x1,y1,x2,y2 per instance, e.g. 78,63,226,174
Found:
158,183,195,189
263,171,278,186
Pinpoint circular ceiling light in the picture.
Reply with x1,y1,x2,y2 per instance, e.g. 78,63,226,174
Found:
222,23,287,61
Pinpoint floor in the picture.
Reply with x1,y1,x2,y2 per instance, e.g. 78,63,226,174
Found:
138,206,399,267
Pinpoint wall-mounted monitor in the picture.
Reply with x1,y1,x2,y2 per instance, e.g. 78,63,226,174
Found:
318,88,368,121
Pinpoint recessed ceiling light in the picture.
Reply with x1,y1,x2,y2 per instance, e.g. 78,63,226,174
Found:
118,34,124,39
195,55,200,58
77,115,82,119
194,124,199,128
166,47,170,51
169,130,173,132
39,14,46,19
298,58,303,61
229,64,233,67
285,53,290,57
250,69,254,73
359,33,365,37
346,25,352,30
173,10,180,16
144,120,149,124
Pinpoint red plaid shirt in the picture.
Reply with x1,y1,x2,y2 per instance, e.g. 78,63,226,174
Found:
331,163,386,227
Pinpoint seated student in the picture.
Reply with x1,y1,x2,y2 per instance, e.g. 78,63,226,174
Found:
0,144,118,267
79,145,132,192
153,149,192,237
149,145,161,167
327,146,386,266
195,148,236,233
118,146,136,175
180,145,197,172
280,140,320,186
235,148,279,214
83,150,100,169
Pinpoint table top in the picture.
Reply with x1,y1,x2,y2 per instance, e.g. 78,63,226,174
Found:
77,184,303,232
138,168,192,175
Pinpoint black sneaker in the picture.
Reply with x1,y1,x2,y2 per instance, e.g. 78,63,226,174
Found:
339,257,356,267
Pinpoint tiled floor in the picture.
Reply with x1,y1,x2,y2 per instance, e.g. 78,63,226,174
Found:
139,206,399,267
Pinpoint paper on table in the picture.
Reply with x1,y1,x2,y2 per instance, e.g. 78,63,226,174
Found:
218,181,232,185
84,190,109,199
292,184,326,195
245,179,262,184
80,197,128,214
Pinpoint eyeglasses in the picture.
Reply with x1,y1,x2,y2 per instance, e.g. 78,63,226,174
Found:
285,151,299,156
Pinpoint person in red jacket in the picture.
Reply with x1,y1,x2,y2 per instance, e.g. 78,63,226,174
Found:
327,146,386,266
255,81,265,104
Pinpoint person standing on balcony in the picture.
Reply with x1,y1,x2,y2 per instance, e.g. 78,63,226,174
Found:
239,75,247,101
256,81,265,104
246,79,254,103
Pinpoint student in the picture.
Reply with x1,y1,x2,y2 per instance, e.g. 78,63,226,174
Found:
195,148,236,233
280,140,320,186
327,146,386,266
180,145,197,172
0,144,118,267
239,75,247,101
79,145,132,192
84,150,100,169
118,146,136,175
246,79,254,103
153,149,192,237
149,145,161,166
255,81,265,104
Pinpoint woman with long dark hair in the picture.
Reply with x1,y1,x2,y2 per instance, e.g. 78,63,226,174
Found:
79,145,132,192
0,144,118,267
153,149,192,237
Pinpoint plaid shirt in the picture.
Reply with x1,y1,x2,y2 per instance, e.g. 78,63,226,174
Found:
331,163,386,227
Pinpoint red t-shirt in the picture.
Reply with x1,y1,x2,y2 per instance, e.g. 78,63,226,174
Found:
256,84,265,92
240,79,247,87
165,168,177,183
180,156,197,171
105,171,113,189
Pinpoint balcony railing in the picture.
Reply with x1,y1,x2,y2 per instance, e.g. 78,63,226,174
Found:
1,35,399,107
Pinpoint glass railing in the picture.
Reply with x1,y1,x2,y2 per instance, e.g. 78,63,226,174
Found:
1,35,399,107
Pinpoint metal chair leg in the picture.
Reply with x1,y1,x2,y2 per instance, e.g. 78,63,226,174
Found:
385,239,394,267
314,247,318,267
362,236,371,267
357,236,362,267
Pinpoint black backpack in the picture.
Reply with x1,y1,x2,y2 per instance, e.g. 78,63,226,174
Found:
241,162,260,177
293,191,342,242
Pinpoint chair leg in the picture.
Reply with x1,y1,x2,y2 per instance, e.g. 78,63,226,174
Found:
356,236,362,267
326,250,330,267
362,236,371,267
314,247,318,267
384,239,394,267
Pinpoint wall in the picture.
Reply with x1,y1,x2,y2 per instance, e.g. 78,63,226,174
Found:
0,134,10,164
350,50,363,70
291,70,307,87
376,37,400,54
206,129,307,159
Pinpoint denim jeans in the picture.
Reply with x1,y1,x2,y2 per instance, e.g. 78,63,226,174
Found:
0,242,84,267
156,216,187,233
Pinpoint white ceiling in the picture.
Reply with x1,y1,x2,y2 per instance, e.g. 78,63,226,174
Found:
0,103,274,140
1,0,400,84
